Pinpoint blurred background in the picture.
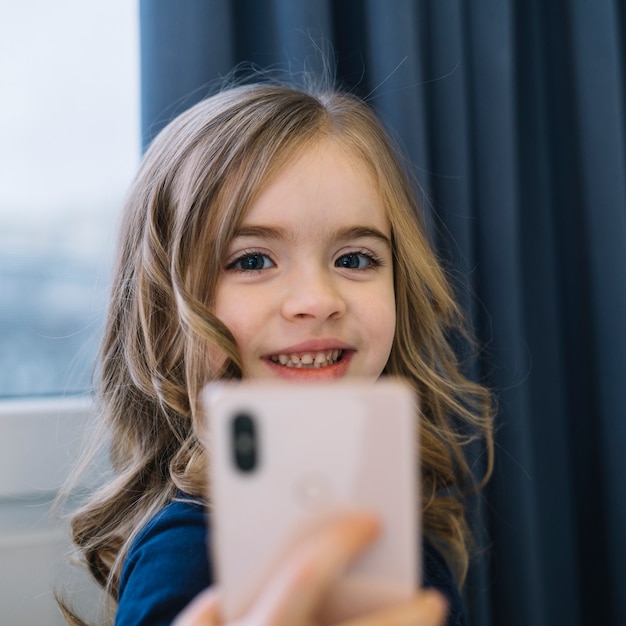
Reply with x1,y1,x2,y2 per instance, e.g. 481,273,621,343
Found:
0,0,139,397
1,1,625,625
0,2,137,624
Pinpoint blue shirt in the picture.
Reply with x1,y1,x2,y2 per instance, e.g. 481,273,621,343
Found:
116,496,465,625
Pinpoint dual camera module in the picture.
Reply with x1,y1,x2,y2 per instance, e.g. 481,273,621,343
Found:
230,413,258,472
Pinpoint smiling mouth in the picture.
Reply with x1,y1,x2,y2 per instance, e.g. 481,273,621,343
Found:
268,349,344,369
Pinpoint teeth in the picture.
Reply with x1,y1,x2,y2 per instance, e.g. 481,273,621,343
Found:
269,350,343,369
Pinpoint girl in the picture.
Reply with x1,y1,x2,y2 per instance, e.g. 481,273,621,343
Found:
61,79,494,626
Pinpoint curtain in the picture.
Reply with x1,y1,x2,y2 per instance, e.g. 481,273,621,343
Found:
139,2,626,625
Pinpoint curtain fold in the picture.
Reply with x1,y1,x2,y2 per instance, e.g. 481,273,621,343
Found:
138,2,626,624
568,3,626,623
139,0,235,149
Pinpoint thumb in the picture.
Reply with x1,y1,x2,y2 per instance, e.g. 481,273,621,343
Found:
247,512,380,626
173,588,221,626
336,590,448,626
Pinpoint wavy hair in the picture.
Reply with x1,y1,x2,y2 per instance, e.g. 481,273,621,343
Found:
61,80,493,622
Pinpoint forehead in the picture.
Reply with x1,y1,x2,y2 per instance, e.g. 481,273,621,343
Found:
240,140,389,237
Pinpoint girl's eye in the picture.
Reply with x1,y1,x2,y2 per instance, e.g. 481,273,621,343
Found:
228,253,275,272
335,252,380,270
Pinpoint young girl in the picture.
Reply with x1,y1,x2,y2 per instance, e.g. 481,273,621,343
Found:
61,79,493,626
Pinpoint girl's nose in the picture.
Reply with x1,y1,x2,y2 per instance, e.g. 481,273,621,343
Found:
280,270,347,321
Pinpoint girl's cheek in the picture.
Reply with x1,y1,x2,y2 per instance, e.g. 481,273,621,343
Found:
208,348,228,378
197,332,233,381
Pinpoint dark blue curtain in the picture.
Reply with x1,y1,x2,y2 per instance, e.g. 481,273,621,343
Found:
138,2,626,625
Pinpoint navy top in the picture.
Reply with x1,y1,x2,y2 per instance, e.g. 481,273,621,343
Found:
116,496,465,625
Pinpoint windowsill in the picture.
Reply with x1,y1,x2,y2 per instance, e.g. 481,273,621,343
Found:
0,395,107,624
0,395,93,499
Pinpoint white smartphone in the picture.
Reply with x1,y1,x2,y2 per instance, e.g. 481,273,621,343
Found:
201,379,420,624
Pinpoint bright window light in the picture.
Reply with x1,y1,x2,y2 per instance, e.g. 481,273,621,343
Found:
0,1,139,397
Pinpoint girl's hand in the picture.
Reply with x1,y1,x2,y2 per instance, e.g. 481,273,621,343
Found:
173,512,448,626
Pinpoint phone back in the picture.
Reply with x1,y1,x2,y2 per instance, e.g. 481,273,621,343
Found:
202,379,419,623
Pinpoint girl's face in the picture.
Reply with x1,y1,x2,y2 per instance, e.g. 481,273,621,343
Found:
213,140,396,382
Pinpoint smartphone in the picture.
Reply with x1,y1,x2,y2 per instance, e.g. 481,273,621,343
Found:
201,379,420,623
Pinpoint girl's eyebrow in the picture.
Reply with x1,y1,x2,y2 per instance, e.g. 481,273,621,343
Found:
232,225,392,248
232,225,286,240
335,226,392,249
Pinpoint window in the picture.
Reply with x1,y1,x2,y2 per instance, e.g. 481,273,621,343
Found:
0,1,139,397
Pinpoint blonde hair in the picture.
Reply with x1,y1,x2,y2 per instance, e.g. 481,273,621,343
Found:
64,80,493,617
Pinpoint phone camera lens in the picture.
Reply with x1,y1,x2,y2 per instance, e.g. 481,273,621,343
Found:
231,413,257,472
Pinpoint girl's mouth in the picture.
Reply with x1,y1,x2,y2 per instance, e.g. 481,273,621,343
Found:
268,349,344,369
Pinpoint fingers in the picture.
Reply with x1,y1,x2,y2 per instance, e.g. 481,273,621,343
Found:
247,511,380,626
173,514,446,626
173,586,448,626
172,588,221,626
336,590,448,626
